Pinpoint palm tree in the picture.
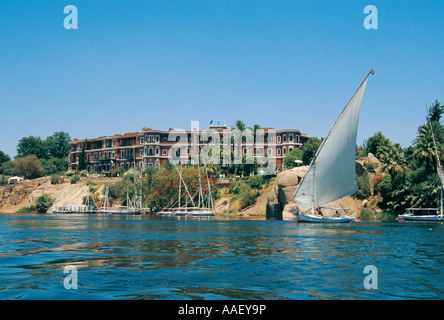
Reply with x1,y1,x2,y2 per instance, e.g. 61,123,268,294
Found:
429,99,443,122
231,120,247,132
379,145,408,178
413,123,438,174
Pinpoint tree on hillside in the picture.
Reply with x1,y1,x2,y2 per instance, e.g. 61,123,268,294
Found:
12,155,44,179
428,99,443,122
16,136,47,159
45,131,71,159
301,137,322,165
77,138,88,171
378,145,408,179
16,131,71,160
283,148,303,169
362,131,392,158
0,150,10,166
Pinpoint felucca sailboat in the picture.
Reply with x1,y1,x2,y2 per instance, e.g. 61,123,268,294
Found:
292,70,374,223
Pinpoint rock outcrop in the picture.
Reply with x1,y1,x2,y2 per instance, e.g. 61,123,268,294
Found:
0,176,116,213
266,167,306,219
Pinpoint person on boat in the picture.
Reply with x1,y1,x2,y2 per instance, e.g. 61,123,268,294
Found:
333,211,341,218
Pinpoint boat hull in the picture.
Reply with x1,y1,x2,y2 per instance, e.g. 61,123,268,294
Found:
296,212,357,223
396,214,443,222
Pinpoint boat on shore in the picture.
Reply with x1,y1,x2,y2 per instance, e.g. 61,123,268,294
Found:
50,204,98,214
396,108,444,222
98,185,142,214
157,162,215,217
291,70,374,223
49,185,98,214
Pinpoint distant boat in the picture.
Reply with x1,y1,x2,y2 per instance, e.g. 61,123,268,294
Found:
396,108,444,222
50,185,98,214
292,70,374,223
157,162,215,217
97,185,141,214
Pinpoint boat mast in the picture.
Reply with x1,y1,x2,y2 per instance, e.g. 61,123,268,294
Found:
178,162,182,209
204,163,214,210
426,105,443,215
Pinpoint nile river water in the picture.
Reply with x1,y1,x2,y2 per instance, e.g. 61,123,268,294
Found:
0,213,442,300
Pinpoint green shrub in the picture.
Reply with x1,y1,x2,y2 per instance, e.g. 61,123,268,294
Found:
249,175,264,189
79,170,88,177
34,194,54,213
50,174,61,184
70,174,80,184
365,163,375,173
65,169,75,176
16,206,36,213
230,180,247,195
239,186,259,209
0,175,7,186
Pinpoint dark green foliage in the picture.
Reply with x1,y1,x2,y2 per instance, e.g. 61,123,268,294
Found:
370,100,444,213
239,186,259,209
18,195,55,213
70,174,80,184
249,175,264,189
35,195,55,213
302,137,322,165
283,148,303,169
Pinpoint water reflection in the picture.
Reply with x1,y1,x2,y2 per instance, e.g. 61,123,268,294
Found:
0,213,443,299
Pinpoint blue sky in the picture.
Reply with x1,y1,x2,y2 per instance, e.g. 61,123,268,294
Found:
1,0,443,158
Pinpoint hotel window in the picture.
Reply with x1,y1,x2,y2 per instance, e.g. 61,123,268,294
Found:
94,165,97,172
140,137,144,144
277,148,281,155
283,135,287,143
289,146,293,152
148,147,154,156
277,136,281,143
267,148,272,155
112,139,116,147
156,146,160,155
163,149,167,156
139,161,143,168
121,150,124,158
87,154,90,161
283,148,286,155
139,149,143,157
289,135,293,142
112,151,115,158
187,147,190,155
156,135,160,143
296,135,300,143
149,135,154,143
94,153,98,160
243,148,247,155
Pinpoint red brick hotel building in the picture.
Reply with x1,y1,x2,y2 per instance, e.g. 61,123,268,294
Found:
68,124,308,174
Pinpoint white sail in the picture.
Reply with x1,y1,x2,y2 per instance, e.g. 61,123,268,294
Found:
293,75,370,212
